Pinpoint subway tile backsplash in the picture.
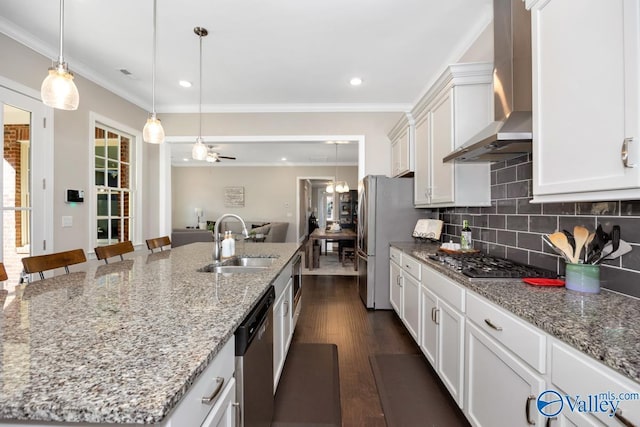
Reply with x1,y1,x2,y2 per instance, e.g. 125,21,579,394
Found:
438,154,640,298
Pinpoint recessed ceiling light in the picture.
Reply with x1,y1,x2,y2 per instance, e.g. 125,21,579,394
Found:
349,77,363,86
183,158,190,162
281,157,287,161
179,80,192,88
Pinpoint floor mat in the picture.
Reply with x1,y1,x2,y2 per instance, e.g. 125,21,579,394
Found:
369,353,470,427
273,343,342,427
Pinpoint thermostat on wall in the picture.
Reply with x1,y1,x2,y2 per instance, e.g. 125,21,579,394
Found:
65,189,84,203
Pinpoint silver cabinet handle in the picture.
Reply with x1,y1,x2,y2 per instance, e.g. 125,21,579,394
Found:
484,318,503,331
201,377,225,404
431,306,437,322
434,308,440,325
525,395,536,425
398,276,403,287
545,416,556,427
283,300,289,317
611,408,636,427
621,137,637,168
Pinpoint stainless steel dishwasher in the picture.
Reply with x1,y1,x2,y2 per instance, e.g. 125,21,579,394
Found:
235,286,275,427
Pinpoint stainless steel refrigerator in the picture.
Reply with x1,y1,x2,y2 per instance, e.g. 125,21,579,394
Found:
357,175,427,309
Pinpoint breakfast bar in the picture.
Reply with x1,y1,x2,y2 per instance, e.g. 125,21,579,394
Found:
0,242,301,425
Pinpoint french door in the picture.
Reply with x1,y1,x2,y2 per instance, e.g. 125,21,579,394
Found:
1,83,52,294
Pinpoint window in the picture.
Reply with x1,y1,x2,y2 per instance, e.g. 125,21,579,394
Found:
94,124,133,245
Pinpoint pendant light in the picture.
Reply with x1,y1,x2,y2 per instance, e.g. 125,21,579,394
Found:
143,0,165,144
41,0,79,110
325,142,350,194
191,27,209,160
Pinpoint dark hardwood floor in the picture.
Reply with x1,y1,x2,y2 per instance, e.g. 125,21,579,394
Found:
292,275,420,427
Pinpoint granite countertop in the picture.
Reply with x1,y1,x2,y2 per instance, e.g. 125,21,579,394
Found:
0,242,301,424
390,241,640,384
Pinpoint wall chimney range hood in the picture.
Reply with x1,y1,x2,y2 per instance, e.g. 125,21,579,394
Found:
444,0,532,163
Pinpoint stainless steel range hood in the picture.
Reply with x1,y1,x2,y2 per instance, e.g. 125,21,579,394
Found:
444,0,532,163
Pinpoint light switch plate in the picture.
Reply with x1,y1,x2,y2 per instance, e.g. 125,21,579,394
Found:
62,216,73,227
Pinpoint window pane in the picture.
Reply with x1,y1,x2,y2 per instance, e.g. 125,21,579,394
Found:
107,160,118,187
120,136,130,163
110,219,121,242
122,190,130,217
120,163,129,188
110,191,121,216
97,192,108,216
107,132,118,160
97,219,108,240
123,218,130,241
95,128,106,157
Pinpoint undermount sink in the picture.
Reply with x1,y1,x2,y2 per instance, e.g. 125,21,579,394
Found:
198,256,277,274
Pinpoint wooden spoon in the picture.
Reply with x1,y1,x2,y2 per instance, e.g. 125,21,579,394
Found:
549,232,577,263
583,232,595,263
573,226,589,262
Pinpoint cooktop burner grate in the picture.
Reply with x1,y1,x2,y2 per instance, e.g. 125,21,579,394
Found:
428,253,557,279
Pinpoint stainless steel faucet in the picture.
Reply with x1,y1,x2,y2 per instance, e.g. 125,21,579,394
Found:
213,214,249,262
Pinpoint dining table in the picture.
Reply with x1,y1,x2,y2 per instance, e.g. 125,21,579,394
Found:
307,228,357,270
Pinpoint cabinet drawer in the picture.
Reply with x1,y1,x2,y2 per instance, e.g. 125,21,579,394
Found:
422,266,465,312
402,254,421,280
551,341,640,427
390,246,402,264
165,337,235,426
466,292,546,373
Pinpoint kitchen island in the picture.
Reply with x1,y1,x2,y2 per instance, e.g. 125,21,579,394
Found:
0,242,301,425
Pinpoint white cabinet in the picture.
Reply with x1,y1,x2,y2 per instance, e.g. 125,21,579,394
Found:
388,113,415,177
412,63,493,208
389,255,403,314
420,265,466,407
389,248,421,342
273,262,294,392
550,340,640,427
528,0,640,202
163,338,236,427
200,377,237,427
465,321,546,427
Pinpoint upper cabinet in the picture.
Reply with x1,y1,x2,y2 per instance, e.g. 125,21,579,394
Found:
528,0,640,202
412,63,494,208
388,113,415,177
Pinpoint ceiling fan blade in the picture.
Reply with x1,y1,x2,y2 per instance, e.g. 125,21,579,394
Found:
217,156,236,160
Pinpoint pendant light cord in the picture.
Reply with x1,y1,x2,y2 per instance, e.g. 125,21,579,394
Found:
198,31,203,140
58,0,65,63
335,143,338,185
151,0,157,115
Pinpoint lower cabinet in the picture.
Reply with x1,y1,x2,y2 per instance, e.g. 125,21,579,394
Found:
200,377,237,427
164,338,236,427
420,267,465,408
389,247,640,427
273,275,294,392
465,322,545,427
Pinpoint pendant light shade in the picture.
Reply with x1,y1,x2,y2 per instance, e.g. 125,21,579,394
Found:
143,114,165,144
143,0,165,144
41,0,79,110
191,26,209,160
326,142,349,194
192,137,208,160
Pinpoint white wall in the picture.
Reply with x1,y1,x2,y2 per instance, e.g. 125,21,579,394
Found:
172,165,357,242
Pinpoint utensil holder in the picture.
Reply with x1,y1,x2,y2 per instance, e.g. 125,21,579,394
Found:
565,263,600,294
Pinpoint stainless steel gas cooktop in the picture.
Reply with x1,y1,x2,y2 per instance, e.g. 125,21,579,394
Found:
428,252,557,279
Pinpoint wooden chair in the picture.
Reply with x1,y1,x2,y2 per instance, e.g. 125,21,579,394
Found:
22,249,87,280
146,236,171,253
0,262,7,282
94,241,134,264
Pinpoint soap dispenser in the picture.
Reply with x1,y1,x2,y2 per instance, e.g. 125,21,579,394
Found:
221,231,233,258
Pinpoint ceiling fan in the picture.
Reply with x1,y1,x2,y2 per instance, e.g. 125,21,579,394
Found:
205,145,236,163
